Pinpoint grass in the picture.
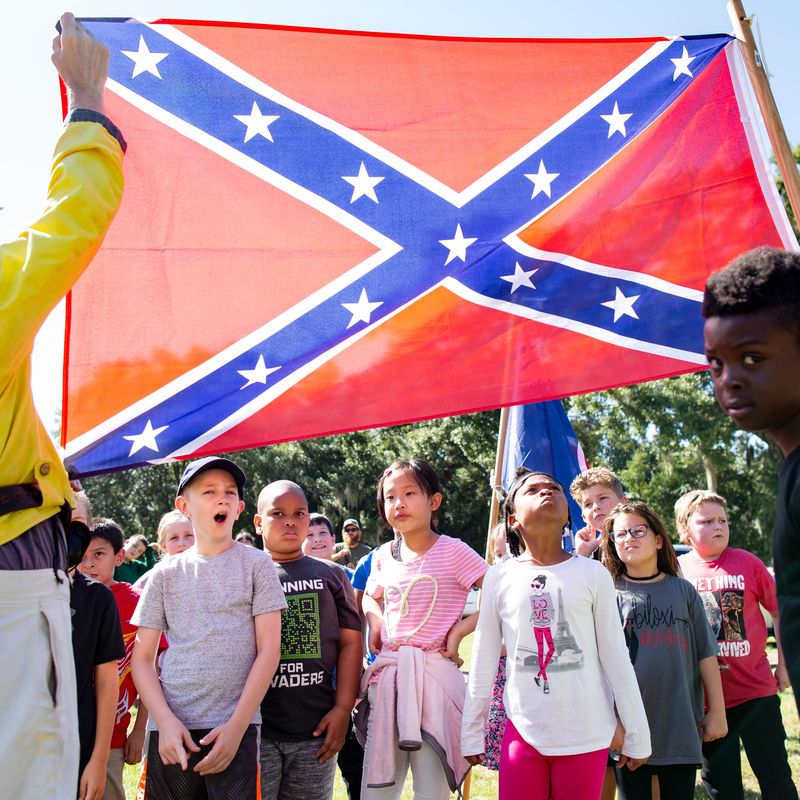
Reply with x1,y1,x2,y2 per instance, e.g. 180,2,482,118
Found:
123,639,799,799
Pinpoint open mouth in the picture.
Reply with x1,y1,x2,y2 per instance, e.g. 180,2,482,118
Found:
214,512,228,524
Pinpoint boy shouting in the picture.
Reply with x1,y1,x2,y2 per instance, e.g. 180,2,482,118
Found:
132,457,286,798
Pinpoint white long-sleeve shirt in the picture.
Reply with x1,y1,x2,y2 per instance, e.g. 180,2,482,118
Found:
462,555,651,758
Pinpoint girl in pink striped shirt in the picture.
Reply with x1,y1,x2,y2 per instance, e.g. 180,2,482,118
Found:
359,459,487,800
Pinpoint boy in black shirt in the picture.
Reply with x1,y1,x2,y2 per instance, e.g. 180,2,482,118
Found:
70,492,125,799
255,480,362,800
703,246,800,711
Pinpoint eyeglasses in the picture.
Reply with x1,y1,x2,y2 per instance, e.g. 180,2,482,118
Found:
609,524,649,542
344,526,359,532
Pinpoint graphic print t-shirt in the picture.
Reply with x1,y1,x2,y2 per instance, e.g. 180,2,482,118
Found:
615,575,716,764
110,582,142,748
261,556,361,740
679,547,778,708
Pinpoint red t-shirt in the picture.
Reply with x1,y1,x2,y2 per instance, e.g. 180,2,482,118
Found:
110,582,167,748
678,547,778,708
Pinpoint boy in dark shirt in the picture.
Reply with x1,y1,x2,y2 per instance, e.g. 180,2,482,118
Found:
703,246,800,710
69,492,125,800
255,480,362,800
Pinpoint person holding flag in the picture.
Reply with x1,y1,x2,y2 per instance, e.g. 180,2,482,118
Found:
0,13,125,799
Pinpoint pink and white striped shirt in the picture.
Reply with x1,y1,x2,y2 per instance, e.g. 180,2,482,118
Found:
367,535,487,651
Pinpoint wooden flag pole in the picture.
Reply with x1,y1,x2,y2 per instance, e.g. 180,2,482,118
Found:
486,406,511,560
728,0,800,226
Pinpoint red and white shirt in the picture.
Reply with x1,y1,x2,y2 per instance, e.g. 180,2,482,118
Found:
367,535,487,652
679,547,778,708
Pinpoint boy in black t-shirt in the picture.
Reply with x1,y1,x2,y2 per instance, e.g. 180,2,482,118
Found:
255,480,362,800
69,492,125,799
703,246,800,712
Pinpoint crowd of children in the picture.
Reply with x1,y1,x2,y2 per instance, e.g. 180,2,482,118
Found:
65,246,800,800
69,452,798,800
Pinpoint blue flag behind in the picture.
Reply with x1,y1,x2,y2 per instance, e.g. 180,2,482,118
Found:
501,401,589,550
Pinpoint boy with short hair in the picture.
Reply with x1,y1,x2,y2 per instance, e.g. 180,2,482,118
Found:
114,534,155,584
304,513,354,580
70,493,125,800
703,246,800,708
255,481,362,800
131,457,286,799
78,517,155,800
675,489,797,799
569,467,627,559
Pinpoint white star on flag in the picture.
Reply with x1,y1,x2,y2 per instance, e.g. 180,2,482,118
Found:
121,35,169,79
439,224,478,266
670,46,695,81
525,160,559,199
237,354,281,389
600,101,633,138
501,262,538,293
342,162,384,203
234,102,280,143
342,288,383,329
123,419,169,457
602,287,641,322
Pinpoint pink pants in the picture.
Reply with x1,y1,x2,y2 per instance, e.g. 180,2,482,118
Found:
499,719,608,800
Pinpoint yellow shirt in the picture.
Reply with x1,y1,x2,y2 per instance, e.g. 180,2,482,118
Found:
0,121,124,544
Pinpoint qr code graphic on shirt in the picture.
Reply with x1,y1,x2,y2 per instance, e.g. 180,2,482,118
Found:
280,593,321,659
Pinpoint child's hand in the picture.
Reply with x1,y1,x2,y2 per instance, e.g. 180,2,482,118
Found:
124,727,146,765
78,754,107,800
700,709,728,742
313,704,351,762
368,626,383,655
609,720,625,751
195,720,247,775
441,629,464,668
617,754,647,771
158,716,200,770
574,527,600,557
775,662,792,692
465,754,484,766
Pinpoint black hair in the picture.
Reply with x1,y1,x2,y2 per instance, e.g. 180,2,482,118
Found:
309,513,334,536
376,458,442,528
502,467,571,557
702,247,800,342
531,574,547,588
90,518,125,554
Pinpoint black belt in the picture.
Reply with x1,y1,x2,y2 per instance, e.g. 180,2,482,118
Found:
0,482,43,516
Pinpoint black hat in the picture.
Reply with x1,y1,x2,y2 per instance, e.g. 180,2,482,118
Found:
176,457,246,499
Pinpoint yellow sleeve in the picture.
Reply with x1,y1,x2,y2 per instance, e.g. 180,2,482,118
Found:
0,121,125,370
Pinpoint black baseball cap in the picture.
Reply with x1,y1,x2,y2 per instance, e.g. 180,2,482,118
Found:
176,457,246,499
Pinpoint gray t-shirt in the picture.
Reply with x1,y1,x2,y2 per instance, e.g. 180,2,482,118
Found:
615,574,717,764
132,542,287,730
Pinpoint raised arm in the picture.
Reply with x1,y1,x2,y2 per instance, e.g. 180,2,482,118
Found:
52,12,108,114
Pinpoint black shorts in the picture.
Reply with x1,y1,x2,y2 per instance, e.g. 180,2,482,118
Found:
145,724,259,800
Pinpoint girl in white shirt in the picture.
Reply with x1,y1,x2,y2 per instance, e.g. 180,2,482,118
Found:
461,468,650,800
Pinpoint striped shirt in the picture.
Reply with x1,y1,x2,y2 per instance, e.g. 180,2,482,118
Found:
367,535,487,651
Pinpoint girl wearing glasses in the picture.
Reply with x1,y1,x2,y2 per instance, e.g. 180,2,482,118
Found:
462,468,650,800
601,500,727,800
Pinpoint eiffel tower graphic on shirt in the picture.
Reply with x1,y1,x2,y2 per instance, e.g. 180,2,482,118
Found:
520,587,584,673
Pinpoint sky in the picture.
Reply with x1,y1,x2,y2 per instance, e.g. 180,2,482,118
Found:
4,0,798,429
